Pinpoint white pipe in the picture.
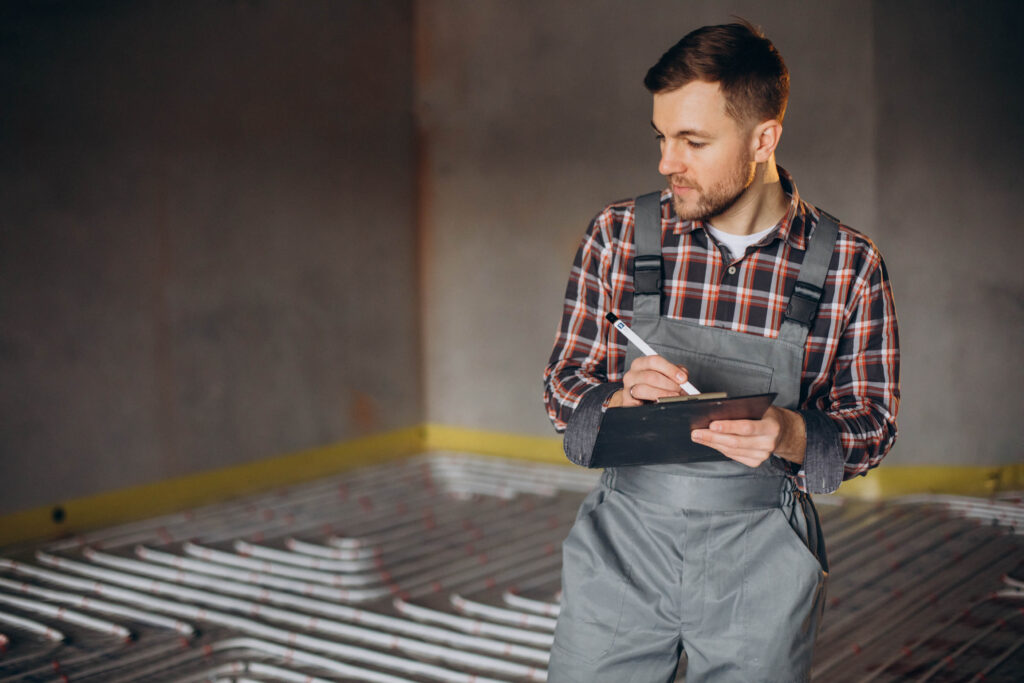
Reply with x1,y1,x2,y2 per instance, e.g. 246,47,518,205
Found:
0,575,194,637
393,597,553,648
81,547,549,662
0,609,65,642
183,542,384,587
503,590,560,617
132,545,392,602
0,588,131,641
451,594,557,631
34,550,545,680
233,539,377,572
286,537,377,561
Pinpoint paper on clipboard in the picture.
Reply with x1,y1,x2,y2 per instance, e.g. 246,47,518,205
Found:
588,392,777,468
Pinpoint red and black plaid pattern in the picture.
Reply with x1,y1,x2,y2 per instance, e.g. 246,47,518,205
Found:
543,170,900,487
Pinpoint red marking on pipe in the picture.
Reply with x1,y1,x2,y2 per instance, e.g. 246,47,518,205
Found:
548,516,560,529
380,570,392,582
943,655,955,668
398,590,410,600
359,496,373,512
850,643,862,655
830,596,841,607
901,646,913,657
545,543,556,555
432,581,443,593
179,637,191,649
891,588,903,599
485,577,496,589
478,554,488,565
252,532,264,543
202,644,213,657
338,483,349,499
262,509,274,521
52,660,61,672
285,513,295,525
464,543,475,554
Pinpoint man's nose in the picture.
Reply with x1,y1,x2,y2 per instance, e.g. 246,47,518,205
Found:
658,142,686,177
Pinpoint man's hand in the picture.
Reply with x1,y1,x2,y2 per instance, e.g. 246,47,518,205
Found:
690,406,807,467
606,355,691,408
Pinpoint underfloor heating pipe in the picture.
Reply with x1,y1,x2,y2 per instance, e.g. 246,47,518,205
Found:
392,598,553,648
814,534,1019,678
32,551,549,681
912,603,1024,682
502,590,559,618
82,546,552,661
0,607,65,642
16,636,191,683
854,594,1021,682
451,594,556,631
233,539,377,572
182,542,384,588
133,545,393,602
0,574,195,636
966,633,1024,682
180,638,426,683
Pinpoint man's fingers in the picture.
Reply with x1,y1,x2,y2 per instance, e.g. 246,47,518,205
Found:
629,355,690,386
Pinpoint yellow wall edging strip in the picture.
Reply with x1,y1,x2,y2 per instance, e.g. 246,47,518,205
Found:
2,422,1021,548
0,425,424,548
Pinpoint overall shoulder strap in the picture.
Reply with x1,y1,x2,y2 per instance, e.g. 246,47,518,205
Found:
778,209,840,346
632,191,663,318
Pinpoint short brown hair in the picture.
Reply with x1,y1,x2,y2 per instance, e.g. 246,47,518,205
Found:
644,20,789,125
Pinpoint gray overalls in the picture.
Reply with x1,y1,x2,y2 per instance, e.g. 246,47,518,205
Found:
548,193,837,683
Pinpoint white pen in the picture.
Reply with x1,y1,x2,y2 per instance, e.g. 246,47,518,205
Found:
606,312,700,395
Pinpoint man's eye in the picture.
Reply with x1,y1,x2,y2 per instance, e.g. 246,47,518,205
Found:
688,141,707,149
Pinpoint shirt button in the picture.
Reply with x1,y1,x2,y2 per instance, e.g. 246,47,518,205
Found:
727,265,737,275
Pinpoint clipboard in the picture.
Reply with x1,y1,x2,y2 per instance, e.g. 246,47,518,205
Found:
588,393,777,468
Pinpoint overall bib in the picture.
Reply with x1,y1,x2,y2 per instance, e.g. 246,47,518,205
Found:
548,194,837,683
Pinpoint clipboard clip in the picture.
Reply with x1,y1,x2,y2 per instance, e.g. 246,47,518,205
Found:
656,392,728,404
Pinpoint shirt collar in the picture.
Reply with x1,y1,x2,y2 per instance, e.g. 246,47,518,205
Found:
665,166,814,250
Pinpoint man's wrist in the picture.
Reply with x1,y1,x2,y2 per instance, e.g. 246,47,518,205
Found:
772,406,807,464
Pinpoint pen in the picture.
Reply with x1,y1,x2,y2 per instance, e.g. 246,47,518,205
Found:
606,312,700,395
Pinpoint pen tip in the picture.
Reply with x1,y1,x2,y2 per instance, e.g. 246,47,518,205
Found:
605,313,619,323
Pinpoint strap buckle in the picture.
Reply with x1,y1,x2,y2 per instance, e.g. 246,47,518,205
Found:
633,255,662,295
783,281,824,327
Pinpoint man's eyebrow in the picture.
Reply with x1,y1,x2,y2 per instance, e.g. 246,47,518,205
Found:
650,120,713,138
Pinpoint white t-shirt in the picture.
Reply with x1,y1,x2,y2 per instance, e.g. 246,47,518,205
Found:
706,223,776,262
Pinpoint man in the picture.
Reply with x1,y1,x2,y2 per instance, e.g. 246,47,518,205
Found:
542,21,899,682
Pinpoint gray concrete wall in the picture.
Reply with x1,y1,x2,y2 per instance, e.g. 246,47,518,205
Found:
418,0,1023,466
873,0,1024,464
0,0,421,515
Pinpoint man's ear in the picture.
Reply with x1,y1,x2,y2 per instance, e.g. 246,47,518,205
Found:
751,119,783,162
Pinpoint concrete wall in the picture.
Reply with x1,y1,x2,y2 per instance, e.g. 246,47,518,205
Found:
418,0,1023,466
874,0,1024,464
0,0,421,515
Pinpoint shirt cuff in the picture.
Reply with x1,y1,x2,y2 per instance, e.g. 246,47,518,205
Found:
798,409,844,494
563,382,623,467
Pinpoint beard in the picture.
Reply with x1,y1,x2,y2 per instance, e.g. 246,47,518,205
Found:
669,155,756,222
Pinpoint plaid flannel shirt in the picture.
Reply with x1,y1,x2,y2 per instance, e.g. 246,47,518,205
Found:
543,169,900,493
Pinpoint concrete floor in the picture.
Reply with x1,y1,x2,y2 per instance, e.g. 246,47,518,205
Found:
0,453,1022,681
